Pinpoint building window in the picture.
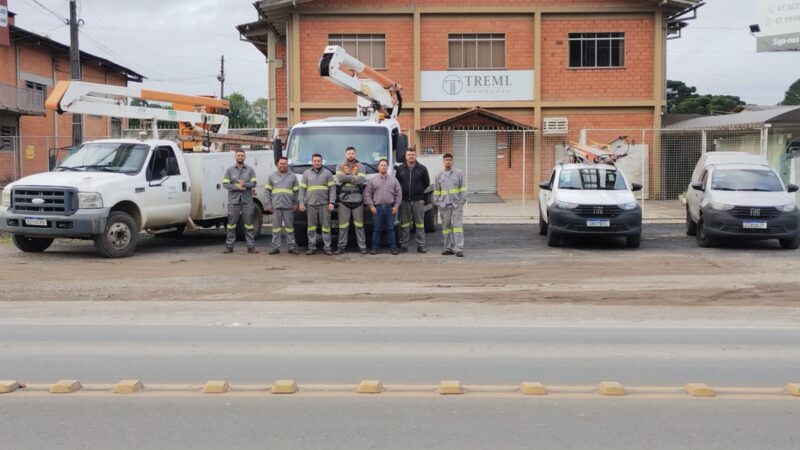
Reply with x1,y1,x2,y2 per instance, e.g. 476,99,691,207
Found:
448,34,505,69
568,33,625,68
328,34,386,69
0,126,17,152
24,81,47,107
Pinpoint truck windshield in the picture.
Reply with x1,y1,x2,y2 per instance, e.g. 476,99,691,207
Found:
712,169,784,192
57,142,150,174
558,168,627,190
286,126,389,171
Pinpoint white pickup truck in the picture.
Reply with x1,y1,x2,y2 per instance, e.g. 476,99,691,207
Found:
0,138,275,257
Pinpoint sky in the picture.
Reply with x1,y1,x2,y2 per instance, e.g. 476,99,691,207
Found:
7,0,797,105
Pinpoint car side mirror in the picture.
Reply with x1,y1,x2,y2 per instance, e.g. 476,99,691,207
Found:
395,134,408,164
691,181,704,192
631,182,642,192
539,181,551,191
788,183,799,193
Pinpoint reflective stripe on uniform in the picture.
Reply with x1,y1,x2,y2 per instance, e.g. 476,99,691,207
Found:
442,228,451,235
307,185,329,191
285,227,294,232
452,227,463,233
353,221,364,228
272,188,294,194
226,224,236,229
433,190,443,195
244,224,255,230
265,184,273,190
414,223,424,229
299,183,308,188
272,227,282,233
250,177,257,182
293,186,299,191
339,223,349,228
327,181,336,186
223,178,231,183
400,222,411,228
321,227,331,233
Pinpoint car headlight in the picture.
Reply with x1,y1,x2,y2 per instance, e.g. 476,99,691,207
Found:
619,201,639,211
709,201,734,211
778,203,797,212
555,200,578,210
78,192,104,209
1,187,10,207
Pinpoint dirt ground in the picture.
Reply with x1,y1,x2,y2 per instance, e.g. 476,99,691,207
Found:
1,224,799,307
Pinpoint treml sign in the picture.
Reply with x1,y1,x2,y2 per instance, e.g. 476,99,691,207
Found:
757,0,800,52
421,70,534,102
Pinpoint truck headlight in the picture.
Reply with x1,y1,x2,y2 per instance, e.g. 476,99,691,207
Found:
779,203,797,212
78,192,104,209
1,187,10,207
619,202,639,210
710,201,734,211
555,200,578,210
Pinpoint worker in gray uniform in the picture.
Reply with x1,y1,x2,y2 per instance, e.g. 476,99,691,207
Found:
265,156,300,255
298,153,336,255
222,149,258,254
433,152,466,257
334,146,367,255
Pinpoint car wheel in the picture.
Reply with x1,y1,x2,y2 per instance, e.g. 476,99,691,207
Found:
685,207,697,236
94,211,139,258
11,234,54,253
626,234,641,249
538,209,548,236
424,207,438,233
779,235,800,249
696,216,714,248
546,226,560,247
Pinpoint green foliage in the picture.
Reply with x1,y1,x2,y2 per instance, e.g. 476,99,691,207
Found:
667,80,744,115
225,92,260,128
780,79,800,105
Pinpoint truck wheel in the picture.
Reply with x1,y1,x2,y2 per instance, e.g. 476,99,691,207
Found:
236,204,264,241
538,209,548,236
424,207,438,233
695,217,714,248
294,226,308,247
779,235,800,249
546,227,561,247
626,234,641,249
685,207,697,236
12,235,54,253
94,211,139,258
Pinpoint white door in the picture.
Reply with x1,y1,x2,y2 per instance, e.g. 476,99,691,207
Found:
144,146,190,226
453,131,497,202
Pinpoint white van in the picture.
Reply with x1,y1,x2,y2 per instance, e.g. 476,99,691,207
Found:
685,152,800,249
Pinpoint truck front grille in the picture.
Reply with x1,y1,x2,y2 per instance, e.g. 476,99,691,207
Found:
729,206,781,219
573,204,623,217
11,186,78,215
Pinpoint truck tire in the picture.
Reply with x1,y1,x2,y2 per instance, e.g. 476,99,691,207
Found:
538,209,548,236
546,227,561,247
779,235,800,249
235,203,264,241
695,216,714,248
685,207,697,236
424,207,438,233
626,234,641,249
12,235,54,253
94,211,139,258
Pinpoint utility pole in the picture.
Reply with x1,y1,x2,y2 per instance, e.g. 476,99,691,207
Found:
69,0,82,146
217,55,225,99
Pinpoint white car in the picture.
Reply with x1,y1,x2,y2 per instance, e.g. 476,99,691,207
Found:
685,152,800,249
539,163,643,248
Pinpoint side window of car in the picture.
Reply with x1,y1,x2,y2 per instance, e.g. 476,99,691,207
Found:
548,170,556,189
701,169,709,190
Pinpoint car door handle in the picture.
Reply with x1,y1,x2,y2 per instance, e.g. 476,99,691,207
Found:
182,182,187,192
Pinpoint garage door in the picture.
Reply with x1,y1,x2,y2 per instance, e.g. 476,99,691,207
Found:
453,131,499,203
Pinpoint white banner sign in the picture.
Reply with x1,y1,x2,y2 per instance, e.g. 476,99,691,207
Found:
757,0,800,51
421,70,534,102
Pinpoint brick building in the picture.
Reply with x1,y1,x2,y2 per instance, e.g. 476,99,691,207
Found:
0,9,143,181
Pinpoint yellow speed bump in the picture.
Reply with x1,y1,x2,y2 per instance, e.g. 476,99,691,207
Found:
201,380,230,394
49,380,82,394
684,383,715,397
597,381,626,396
271,379,298,394
356,380,383,394
112,380,144,394
438,380,464,395
785,383,800,396
520,381,548,395
0,380,22,394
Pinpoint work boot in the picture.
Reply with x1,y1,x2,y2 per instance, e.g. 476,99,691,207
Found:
359,248,368,255
400,247,408,253
369,249,378,255
390,248,399,255
324,248,334,256
456,251,464,257
223,246,233,254
442,250,454,256
305,249,317,255
417,247,427,254
334,248,345,255
268,249,280,255
287,248,300,255
247,247,259,254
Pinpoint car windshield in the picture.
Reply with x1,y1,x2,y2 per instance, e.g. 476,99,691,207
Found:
711,169,784,192
57,142,149,173
558,168,627,190
286,126,389,173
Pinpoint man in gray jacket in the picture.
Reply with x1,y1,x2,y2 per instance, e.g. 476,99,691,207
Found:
335,146,367,255
433,153,466,257
222,149,258,253
298,153,336,255
265,156,300,255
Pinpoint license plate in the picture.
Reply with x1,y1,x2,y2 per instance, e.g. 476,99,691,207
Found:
24,217,48,226
743,220,767,229
586,219,611,227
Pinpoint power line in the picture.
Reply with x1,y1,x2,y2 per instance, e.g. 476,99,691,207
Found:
25,0,69,24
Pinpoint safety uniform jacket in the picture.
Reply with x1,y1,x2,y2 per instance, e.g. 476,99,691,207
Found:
299,167,336,206
223,164,257,205
433,168,467,208
395,162,430,202
336,161,366,206
265,171,299,210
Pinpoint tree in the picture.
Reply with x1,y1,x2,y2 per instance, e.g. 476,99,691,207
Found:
252,97,268,127
666,80,744,115
224,92,258,128
128,98,177,129
780,79,800,105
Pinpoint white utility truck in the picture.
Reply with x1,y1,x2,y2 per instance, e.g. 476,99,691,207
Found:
0,81,275,257
280,46,440,245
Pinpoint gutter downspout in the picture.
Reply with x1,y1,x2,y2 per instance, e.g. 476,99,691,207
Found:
285,22,290,126
14,40,22,178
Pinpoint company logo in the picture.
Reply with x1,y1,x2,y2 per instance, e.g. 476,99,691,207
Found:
750,208,761,217
593,206,604,215
32,198,45,205
442,75,463,96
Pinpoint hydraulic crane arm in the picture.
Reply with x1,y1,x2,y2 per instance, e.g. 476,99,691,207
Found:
319,45,402,119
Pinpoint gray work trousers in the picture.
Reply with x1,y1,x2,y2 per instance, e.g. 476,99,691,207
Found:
337,204,366,250
440,205,464,252
306,204,332,250
226,202,255,248
399,199,426,249
271,208,296,250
